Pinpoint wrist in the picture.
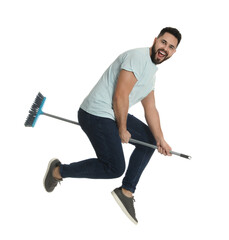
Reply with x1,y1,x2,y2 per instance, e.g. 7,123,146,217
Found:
155,136,164,143
119,127,127,134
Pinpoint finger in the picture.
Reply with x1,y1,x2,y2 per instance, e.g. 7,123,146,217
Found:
158,147,162,154
127,135,131,143
167,151,172,156
167,148,172,156
125,136,130,144
161,147,165,154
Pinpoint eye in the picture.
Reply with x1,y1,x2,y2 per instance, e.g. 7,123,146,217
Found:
169,45,175,50
161,40,166,44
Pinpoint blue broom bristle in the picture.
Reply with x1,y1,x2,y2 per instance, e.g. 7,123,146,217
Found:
24,92,46,127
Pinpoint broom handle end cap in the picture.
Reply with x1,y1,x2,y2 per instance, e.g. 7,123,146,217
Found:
180,153,192,160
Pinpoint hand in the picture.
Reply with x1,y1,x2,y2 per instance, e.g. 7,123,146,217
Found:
157,139,172,156
119,129,131,143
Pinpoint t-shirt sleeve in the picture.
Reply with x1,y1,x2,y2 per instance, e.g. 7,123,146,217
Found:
120,51,145,81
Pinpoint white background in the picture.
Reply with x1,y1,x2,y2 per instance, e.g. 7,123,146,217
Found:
1,0,229,239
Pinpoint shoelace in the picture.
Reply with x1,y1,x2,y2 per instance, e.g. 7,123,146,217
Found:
54,177,62,185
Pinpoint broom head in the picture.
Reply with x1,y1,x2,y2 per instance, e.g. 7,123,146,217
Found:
24,92,46,127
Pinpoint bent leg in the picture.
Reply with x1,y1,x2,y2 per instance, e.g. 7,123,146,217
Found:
60,109,125,179
122,114,156,193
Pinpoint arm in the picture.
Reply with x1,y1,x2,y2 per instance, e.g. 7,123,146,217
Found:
141,90,172,156
113,69,137,143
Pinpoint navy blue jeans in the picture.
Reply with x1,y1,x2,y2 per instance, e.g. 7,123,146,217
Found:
60,108,156,193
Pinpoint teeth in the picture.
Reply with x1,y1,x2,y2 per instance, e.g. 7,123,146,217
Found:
159,51,166,56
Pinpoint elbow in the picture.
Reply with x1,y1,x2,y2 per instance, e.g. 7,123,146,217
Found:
112,94,129,112
112,94,119,108
112,93,118,103
113,93,128,105
112,94,121,111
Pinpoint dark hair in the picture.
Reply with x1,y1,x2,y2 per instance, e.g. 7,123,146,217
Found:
158,27,182,47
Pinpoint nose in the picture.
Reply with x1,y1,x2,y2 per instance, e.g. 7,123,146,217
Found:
164,45,169,53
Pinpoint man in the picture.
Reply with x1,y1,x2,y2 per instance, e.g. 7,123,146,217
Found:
44,27,182,224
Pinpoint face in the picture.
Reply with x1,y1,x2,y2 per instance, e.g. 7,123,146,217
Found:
151,32,178,65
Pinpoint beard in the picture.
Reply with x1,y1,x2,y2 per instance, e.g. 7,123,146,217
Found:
150,44,170,65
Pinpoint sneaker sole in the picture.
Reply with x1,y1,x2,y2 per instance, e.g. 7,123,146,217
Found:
43,158,58,192
111,190,138,225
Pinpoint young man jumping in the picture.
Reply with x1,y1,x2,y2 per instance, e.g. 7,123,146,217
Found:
44,27,182,224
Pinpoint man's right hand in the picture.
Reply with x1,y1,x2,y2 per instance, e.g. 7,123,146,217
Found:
119,129,131,143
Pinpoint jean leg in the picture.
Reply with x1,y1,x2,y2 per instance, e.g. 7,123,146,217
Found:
60,109,125,179
122,114,156,193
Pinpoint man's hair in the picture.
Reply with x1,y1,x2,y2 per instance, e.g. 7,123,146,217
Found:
158,27,182,47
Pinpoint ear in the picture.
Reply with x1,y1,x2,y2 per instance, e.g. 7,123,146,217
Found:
152,37,157,47
153,37,157,44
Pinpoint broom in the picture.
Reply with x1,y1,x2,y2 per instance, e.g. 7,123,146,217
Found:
24,92,192,160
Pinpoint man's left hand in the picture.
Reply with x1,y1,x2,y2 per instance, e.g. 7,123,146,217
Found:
157,139,172,156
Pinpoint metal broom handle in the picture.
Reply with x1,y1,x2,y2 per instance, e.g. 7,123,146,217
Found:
42,111,191,160
129,138,191,159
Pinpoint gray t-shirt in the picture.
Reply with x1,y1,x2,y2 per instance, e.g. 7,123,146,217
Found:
80,47,158,120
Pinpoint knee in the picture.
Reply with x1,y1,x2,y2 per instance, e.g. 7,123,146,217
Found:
137,145,155,157
113,165,125,178
140,135,157,154
109,161,125,178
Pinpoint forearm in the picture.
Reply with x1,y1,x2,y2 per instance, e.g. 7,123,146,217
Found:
112,70,137,143
113,95,129,132
141,91,172,155
145,108,164,142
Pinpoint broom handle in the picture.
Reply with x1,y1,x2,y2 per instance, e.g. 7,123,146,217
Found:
128,138,191,159
42,111,191,159
42,112,80,125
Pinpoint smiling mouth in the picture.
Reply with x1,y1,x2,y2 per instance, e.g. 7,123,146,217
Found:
157,50,167,58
